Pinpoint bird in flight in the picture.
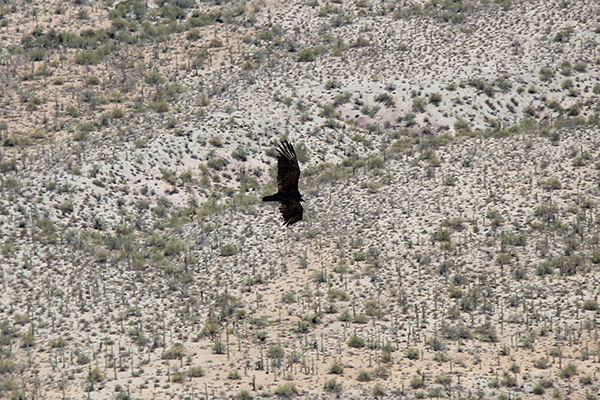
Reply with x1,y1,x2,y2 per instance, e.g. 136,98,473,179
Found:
262,141,305,226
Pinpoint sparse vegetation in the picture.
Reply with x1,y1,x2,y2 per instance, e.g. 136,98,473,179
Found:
2,1,600,399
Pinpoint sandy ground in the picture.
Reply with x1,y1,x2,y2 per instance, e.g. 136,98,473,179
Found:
2,0,600,399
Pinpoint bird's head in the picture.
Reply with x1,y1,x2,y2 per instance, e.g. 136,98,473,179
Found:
300,195,306,202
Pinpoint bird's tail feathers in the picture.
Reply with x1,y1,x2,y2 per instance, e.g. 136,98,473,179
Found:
262,194,282,202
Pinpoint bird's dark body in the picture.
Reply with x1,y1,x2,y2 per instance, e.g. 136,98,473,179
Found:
262,141,304,226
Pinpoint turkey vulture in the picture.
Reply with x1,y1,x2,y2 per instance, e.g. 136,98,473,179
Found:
262,141,305,226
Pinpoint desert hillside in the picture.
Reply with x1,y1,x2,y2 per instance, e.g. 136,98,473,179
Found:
1,0,600,399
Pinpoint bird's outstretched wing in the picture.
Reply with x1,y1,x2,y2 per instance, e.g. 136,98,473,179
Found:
276,141,300,192
279,199,303,226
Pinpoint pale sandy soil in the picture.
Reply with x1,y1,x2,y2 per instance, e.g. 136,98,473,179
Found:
1,0,600,399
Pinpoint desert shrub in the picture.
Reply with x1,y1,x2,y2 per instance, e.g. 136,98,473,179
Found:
220,244,238,256
208,37,223,47
75,50,101,65
347,334,365,348
282,292,296,303
364,299,381,317
188,365,205,377
447,286,464,298
163,343,186,359
87,367,104,390
267,345,284,367
561,78,573,90
297,48,315,62
573,61,587,72
373,365,390,379
410,374,425,388
542,177,562,191
429,92,442,105
323,378,343,394
227,370,241,380
357,370,372,381
374,92,395,107
207,157,228,171
50,337,68,348
559,60,572,76
539,66,554,81
171,371,186,383
232,147,247,161
553,27,573,42
532,383,545,394
153,101,169,113
85,75,100,86
372,383,387,398
273,382,298,397
28,48,45,61
434,373,451,386
454,118,471,134
406,347,420,359
559,363,577,380
352,36,370,47
186,28,201,41
0,359,16,374
328,362,344,374
20,332,35,348
164,239,185,257
474,324,498,342
500,372,516,387
213,340,226,354
235,390,254,400
533,357,549,369
412,97,426,112
583,300,598,310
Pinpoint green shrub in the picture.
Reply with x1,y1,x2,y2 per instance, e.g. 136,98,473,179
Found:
273,382,298,397
434,373,451,386
406,347,420,359
207,157,228,171
412,97,426,113
559,363,577,380
87,367,104,384
235,390,254,400
163,343,186,359
188,365,205,377
323,378,343,394
542,177,562,191
347,334,365,348
171,371,186,383
297,48,315,62
154,101,169,113
220,244,238,256
539,66,554,81
356,370,372,381
50,337,68,348
583,300,598,311
0,359,16,374
410,374,425,388
373,365,390,379
282,292,296,303
227,370,241,380
372,383,387,398
21,331,36,348
328,362,344,374
429,92,442,105
533,357,549,369
500,372,516,387
85,75,100,86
